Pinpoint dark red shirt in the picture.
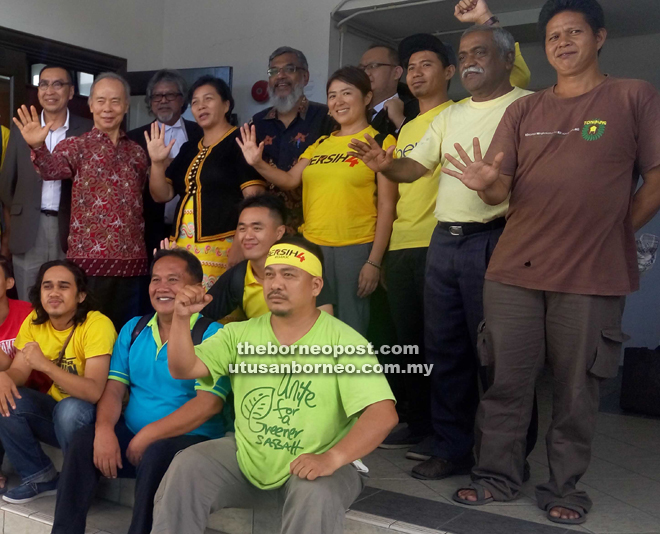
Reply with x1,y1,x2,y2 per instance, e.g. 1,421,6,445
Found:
33,128,148,277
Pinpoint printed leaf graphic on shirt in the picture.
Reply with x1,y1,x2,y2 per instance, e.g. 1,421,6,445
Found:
241,387,274,432
582,120,606,141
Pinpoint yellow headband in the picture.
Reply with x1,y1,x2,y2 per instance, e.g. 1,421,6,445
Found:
265,244,323,277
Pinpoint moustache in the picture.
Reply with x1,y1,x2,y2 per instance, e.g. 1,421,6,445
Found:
462,66,485,78
267,291,287,300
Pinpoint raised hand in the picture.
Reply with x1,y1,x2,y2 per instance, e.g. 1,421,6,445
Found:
236,124,265,167
145,122,175,164
174,285,213,318
442,137,503,191
13,105,52,149
454,0,493,24
347,134,395,173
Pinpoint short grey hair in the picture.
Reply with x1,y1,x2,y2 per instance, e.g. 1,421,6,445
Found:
145,69,189,113
461,25,516,61
88,72,131,104
268,46,308,70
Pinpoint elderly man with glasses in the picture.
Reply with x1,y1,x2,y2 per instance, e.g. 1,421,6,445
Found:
128,70,203,268
0,65,92,300
250,46,333,233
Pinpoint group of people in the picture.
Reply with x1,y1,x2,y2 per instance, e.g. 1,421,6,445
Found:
0,0,652,532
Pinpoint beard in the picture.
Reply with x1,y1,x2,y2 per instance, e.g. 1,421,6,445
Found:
268,83,305,114
155,109,176,123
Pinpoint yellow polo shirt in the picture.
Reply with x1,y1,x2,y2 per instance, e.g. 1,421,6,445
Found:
242,261,269,319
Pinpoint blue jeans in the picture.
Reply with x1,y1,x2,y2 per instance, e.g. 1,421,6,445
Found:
0,388,96,482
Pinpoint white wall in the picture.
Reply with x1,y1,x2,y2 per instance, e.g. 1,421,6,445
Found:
1,0,165,71
161,0,339,124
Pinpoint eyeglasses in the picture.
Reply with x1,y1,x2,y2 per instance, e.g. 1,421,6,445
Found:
267,65,306,78
151,92,183,103
37,81,71,90
358,63,396,73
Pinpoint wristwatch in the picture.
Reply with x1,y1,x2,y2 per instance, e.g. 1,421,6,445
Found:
483,15,500,26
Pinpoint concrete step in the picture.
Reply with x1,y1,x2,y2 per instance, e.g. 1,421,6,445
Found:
0,445,445,534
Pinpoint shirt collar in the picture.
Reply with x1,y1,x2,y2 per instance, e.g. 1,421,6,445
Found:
40,109,70,131
245,261,262,287
160,116,185,132
372,93,399,115
148,312,200,351
265,96,310,121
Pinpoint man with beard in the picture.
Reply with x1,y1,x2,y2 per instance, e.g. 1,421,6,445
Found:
128,70,203,265
250,47,334,231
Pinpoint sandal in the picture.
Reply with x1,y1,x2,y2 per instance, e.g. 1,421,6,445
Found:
545,503,587,525
452,484,494,506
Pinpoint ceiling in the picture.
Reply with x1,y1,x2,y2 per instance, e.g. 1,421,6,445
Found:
334,0,659,47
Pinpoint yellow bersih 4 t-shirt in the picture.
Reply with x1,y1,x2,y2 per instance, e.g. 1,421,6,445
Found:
299,126,396,247
15,311,117,402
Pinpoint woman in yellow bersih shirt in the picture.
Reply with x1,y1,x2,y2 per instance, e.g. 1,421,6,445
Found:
238,67,397,335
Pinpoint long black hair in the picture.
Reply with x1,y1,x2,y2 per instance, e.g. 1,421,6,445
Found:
28,260,94,326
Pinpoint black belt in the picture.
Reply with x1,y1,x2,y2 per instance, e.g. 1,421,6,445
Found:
41,210,58,217
438,217,505,236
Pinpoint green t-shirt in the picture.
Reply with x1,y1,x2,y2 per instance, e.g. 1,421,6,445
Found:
196,311,395,490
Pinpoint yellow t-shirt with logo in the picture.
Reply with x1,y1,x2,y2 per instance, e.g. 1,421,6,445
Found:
243,261,269,319
15,311,117,401
390,100,455,251
299,126,396,247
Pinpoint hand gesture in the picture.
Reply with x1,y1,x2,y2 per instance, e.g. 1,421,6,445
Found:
454,0,493,24
358,262,380,298
0,372,21,417
21,342,52,373
236,124,265,167
126,428,155,467
145,122,175,164
347,134,395,174
13,105,52,149
383,98,405,128
153,238,177,257
290,450,342,481
442,138,504,191
174,285,213,318
93,425,123,478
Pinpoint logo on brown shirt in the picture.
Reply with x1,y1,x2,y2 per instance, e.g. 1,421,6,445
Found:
582,120,607,141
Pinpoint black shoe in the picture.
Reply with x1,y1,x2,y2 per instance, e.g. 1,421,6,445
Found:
379,427,429,450
411,454,475,480
406,435,434,461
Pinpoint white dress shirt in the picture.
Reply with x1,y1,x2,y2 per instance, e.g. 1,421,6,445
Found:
159,117,189,224
372,93,399,115
40,109,69,211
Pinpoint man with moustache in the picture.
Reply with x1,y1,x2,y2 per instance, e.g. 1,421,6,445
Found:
0,66,92,300
150,236,397,534
13,73,148,330
446,0,660,525
250,47,333,231
128,70,203,264
348,13,531,481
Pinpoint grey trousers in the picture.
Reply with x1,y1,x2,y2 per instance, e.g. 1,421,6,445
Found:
151,435,365,534
320,243,372,336
472,281,626,513
12,213,65,300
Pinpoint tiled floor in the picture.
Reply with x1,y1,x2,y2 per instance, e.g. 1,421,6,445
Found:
361,371,660,534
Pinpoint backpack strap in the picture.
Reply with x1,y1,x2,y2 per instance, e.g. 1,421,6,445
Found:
191,316,215,345
130,314,154,347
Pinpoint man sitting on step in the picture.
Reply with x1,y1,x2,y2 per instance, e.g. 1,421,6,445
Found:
151,236,398,534
51,248,231,534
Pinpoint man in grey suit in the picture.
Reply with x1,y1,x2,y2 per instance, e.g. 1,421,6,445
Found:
0,66,92,300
